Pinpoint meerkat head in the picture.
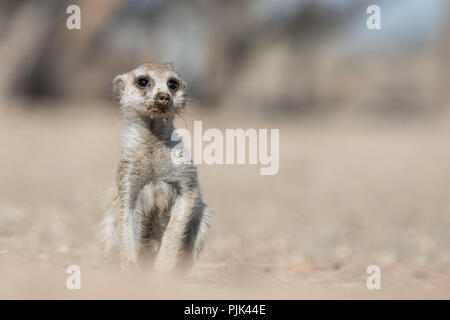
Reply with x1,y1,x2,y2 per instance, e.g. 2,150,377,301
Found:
113,62,187,121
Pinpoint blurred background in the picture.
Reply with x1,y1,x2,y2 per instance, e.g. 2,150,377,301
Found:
1,0,449,115
0,0,449,299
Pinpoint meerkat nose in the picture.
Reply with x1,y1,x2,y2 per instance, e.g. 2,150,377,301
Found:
155,92,171,106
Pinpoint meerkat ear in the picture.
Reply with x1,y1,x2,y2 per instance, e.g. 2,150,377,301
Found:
112,74,125,104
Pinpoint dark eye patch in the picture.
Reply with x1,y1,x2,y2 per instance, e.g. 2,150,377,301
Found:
167,78,179,91
137,77,150,88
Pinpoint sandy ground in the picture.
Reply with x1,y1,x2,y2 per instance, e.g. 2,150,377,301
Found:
0,100,449,299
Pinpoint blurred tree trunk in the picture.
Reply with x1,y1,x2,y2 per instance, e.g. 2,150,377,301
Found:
0,0,122,102
0,0,61,100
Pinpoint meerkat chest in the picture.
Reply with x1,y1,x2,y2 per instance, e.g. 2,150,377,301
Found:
120,125,196,188
130,142,174,173
122,140,181,181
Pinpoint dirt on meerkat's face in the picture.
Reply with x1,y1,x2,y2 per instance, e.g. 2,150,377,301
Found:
115,62,188,121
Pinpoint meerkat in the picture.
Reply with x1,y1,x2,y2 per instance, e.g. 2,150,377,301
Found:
99,62,212,273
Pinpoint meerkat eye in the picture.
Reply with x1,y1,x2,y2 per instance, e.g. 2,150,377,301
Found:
137,77,150,88
167,78,179,91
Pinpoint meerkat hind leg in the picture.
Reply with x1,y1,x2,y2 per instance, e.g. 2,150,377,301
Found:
186,204,212,260
137,182,177,264
154,192,211,272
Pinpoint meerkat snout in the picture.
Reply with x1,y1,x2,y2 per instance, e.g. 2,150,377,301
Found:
155,92,171,107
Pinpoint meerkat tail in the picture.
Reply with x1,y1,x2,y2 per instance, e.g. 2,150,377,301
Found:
98,186,120,258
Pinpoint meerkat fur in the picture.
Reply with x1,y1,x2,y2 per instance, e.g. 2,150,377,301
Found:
99,62,212,272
